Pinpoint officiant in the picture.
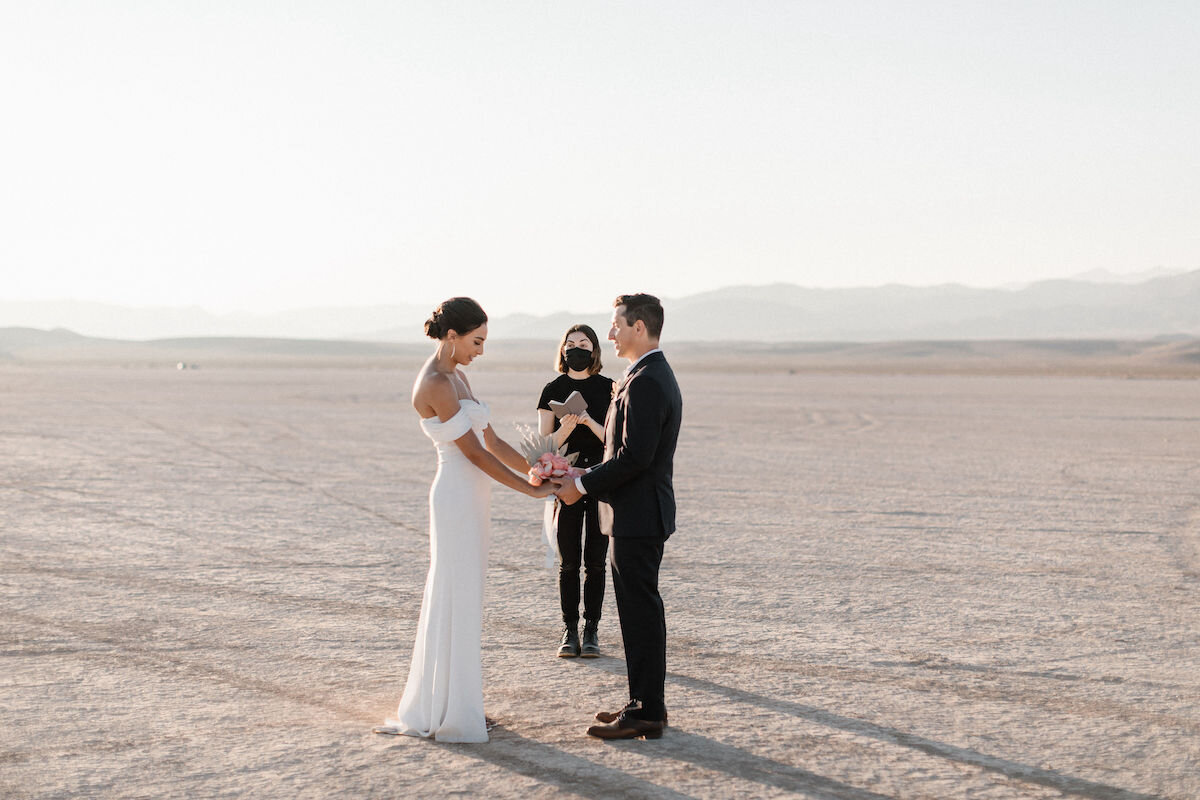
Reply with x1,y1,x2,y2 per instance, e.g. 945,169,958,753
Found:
537,324,615,659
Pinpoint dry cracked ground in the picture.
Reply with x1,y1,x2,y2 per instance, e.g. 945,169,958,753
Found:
2,361,1198,799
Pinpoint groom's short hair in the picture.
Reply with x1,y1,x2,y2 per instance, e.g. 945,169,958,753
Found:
614,293,664,339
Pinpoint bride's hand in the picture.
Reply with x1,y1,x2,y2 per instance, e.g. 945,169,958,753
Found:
528,480,555,498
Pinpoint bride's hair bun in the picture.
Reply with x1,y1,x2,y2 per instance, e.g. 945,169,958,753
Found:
424,297,487,340
424,312,443,339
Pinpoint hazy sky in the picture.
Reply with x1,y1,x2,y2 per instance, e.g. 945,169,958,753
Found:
2,1,1198,316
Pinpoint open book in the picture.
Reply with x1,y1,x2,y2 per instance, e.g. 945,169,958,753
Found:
548,390,587,419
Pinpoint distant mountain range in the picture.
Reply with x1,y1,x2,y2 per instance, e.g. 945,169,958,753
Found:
3,269,1199,342
4,327,1198,378
0,300,433,343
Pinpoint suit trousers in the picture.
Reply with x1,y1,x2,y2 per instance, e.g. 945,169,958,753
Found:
609,535,667,720
554,495,607,626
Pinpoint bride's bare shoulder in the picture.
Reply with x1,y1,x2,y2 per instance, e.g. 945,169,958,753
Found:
412,369,457,416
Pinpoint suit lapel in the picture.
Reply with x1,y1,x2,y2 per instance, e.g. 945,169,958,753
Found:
605,353,660,454
604,374,629,460
603,401,618,461
603,352,667,462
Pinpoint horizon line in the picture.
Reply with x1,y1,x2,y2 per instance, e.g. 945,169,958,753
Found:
2,267,1194,317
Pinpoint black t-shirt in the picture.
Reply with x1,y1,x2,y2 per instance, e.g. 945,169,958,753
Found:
537,373,614,468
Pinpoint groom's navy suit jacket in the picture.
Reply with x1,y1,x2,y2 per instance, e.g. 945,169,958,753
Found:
580,350,682,539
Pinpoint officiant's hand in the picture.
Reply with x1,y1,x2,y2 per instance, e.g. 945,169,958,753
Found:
587,411,607,436
551,477,583,505
558,414,580,435
567,411,605,442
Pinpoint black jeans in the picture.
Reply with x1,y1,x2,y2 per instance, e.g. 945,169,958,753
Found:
555,495,607,626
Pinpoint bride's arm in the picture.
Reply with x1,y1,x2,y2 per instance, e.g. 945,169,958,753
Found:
425,379,550,497
463,427,548,496
470,433,551,496
482,425,533,474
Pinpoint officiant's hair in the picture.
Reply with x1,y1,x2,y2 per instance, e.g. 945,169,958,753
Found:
614,293,664,339
556,324,603,374
425,297,488,339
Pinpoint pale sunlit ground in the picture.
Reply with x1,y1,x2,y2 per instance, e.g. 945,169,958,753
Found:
2,360,1198,798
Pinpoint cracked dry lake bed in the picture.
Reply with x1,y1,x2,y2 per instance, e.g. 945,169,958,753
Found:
2,363,1198,799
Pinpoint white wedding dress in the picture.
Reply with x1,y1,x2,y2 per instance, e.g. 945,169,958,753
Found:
382,399,493,742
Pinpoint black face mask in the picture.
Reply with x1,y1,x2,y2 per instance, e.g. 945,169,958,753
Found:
564,347,593,372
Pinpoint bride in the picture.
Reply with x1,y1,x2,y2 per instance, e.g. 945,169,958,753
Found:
376,297,554,742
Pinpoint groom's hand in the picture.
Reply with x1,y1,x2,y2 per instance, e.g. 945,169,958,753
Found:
552,477,583,505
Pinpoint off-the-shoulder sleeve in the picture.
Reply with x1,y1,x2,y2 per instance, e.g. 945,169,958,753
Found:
421,407,473,442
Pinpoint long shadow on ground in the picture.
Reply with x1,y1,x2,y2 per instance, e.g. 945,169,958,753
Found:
579,658,1166,800
461,726,892,800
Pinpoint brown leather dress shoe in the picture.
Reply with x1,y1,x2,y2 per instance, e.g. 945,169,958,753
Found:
586,714,664,740
595,705,668,726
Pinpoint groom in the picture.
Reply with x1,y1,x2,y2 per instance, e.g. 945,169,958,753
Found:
553,293,682,740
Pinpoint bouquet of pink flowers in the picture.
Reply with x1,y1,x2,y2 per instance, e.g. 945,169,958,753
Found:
528,451,583,484
517,426,583,486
